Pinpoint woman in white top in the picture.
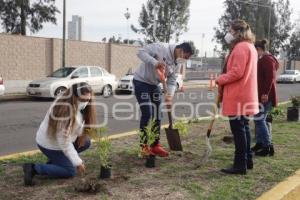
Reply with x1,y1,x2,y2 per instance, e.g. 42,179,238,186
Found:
23,82,96,186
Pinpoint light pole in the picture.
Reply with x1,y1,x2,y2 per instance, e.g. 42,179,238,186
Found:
237,0,272,45
62,0,66,68
124,8,131,44
201,33,205,58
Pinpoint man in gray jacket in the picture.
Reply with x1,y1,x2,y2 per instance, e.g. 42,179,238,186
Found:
133,42,193,157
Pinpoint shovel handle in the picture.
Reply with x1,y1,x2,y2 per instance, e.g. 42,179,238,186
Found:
207,93,220,138
158,69,173,129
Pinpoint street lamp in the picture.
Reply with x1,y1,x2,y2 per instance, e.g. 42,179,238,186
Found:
237,0,272,45
124,8,131,44
62,0,66,68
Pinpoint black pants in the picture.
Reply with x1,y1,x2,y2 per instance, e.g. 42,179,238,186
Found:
229,116,253,169
133,79,162,146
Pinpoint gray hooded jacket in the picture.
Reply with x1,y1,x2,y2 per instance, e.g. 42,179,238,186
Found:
134,43,180,95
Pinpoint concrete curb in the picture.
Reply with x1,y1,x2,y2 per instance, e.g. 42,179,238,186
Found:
0,94,30,102
257,170,300,200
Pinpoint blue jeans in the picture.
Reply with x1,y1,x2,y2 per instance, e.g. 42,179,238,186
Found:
34,138,91,178
229,116,252,169
254,102,272,147
133,79,162,145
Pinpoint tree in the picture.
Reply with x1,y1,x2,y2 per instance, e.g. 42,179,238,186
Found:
287,31,300,61
131,0,190,43
287,17,300,65
271,0,293,54
214,0,292,55
0,0,59,35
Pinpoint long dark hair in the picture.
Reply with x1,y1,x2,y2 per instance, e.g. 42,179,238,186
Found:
48,82,96,137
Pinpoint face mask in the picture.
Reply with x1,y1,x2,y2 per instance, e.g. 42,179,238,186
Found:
176,58,187,65
224,32,235,44
78,101,89,111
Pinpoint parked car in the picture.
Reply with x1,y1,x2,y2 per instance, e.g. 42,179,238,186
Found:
116,72,135,93
116,72,183,94
0,75,5,96
26,66,118,98
277,70,300,83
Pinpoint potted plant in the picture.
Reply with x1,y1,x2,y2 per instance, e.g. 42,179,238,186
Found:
87,127,112,179
139,120,160,168
287,96,300,121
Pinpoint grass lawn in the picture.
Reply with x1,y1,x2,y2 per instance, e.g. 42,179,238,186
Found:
0,105,299,200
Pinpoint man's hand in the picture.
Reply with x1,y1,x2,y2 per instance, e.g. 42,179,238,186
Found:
77,163,86,176
77,135,87,148
261,94,269,104
156,62,166,71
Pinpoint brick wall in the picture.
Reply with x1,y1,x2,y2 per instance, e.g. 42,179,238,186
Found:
0,34,141,81
110,43,141,78
0,34,52,80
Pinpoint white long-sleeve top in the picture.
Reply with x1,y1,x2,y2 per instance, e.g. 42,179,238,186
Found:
36,105,84,167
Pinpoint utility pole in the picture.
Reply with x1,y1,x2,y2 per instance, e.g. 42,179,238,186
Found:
124,8,131,45
62,0,66,68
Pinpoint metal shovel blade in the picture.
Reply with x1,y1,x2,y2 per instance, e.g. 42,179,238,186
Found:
165,127,182,151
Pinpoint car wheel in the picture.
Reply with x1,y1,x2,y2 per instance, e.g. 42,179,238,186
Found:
55,87,67,97
102,85,112,98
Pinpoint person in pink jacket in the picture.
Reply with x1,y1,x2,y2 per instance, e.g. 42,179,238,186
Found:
216,19,259,175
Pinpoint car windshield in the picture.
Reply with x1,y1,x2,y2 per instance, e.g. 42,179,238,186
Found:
126,68,133,75
49,68,76,78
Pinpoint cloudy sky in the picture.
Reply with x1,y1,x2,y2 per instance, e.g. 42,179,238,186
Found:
35,0,300,57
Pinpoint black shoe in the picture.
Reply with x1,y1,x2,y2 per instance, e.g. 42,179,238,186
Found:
221,168,246,175
269,144,275,156
23,163,35,186
255,146,270,157
247,160,253,170
251,143,263,152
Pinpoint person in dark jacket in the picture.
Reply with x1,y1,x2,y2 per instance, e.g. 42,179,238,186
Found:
252,39,279,156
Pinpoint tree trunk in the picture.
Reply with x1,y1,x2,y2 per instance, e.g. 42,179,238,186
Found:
20,0,27,35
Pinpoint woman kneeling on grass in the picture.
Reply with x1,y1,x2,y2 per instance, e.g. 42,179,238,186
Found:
23,82,96,186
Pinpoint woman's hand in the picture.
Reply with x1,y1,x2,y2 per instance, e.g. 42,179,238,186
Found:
261,94,269,104
77,163,86,175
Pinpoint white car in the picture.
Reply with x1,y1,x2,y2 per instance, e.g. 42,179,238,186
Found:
116,73,135,93
116,73,183,93
277,70,300,83
0,75,5,96
27,66,118,98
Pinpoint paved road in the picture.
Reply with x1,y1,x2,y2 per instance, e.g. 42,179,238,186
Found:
0,84,299,156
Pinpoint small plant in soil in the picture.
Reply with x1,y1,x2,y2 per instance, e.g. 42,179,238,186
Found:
139,119,160,151
173,120,190,137
86,127,112,178
138,119,159,168
287,96,300,121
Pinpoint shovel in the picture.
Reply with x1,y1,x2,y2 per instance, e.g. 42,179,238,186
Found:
157,68,183,151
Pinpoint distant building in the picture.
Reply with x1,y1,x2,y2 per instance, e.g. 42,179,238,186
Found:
68,15,82,40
